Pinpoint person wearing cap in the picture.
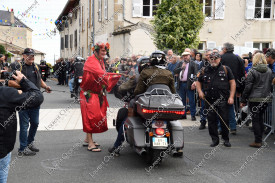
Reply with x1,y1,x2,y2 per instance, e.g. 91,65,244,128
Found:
174,51,198,121
196,52,236,147
10,57,22,71
9,48,51,156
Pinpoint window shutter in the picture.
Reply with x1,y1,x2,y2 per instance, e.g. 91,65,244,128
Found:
98,0,102,21
104,0,108,19
273,42,275,49
245,42,253,48
214,0,225,19
245,0,255,19
132,0,142,17
207,41,216,49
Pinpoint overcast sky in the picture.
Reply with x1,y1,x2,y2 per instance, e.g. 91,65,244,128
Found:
1,0,67,65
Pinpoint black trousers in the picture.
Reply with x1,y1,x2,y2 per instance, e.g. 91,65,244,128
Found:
249,102,268,143
205,100,229,142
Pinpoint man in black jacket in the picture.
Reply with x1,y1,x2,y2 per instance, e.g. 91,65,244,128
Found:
174,52,198,120
220,43,245,134
0,71,43,183
9,48,51,156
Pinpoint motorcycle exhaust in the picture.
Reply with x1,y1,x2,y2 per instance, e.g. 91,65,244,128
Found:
134,147,146,156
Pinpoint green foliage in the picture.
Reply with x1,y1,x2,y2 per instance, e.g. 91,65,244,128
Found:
6,52,13,58
151,0,204,54
0,44,6,54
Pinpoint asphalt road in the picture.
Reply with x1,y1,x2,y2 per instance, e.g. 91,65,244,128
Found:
8,79,275,183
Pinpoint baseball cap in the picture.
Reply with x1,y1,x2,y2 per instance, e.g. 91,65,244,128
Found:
181,52,190,56
23,48,35,55
210,52,221,59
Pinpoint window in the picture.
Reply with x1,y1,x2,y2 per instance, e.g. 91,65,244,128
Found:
74,9,78,19
98,0,102,21
70,34,73,48
200,0,213,18
143,0,160,17
74,30,77,47
254,0,272,18
104,0,108,19
65,35,68,48
61,37,64,50
253,42,270,50
246,0,272,19
198,42,206,51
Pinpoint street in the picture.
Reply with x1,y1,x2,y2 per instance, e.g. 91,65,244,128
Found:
8,79,275,183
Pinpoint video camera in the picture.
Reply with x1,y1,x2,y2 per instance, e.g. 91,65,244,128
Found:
243,52,252,63
1,70,17,81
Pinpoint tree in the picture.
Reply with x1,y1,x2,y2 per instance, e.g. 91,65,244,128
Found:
0,44,6,54
151,0,204,54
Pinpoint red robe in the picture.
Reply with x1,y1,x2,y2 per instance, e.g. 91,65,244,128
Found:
80,54,121,133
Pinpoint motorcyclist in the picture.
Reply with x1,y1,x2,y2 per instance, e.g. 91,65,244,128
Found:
109,51,176,156
71,56,84,98
134,50,176,95
108,56,150,156
39,60,49,81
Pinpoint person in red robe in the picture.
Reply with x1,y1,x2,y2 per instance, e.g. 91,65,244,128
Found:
80,42,121,152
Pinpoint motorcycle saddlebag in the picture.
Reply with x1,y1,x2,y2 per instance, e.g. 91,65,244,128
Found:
170,120,184,148
124,116,146,147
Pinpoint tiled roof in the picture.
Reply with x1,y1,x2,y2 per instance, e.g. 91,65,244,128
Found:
0,10,31,29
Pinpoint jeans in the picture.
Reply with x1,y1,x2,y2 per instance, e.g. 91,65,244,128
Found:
19,107,40,151
177,82,196,117
218,104,236,131
69,78,74,92
114,121,125,148
0,152,11,183
249,102,268,143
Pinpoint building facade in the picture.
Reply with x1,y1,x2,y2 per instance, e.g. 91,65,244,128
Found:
0,10,45,64
56,0,275,60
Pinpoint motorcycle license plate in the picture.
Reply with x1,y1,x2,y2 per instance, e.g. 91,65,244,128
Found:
153,137,168,147
42,72,45,74
78,79,82,83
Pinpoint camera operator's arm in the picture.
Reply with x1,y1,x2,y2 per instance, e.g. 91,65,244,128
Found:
0,71,44,109
8,80,21,88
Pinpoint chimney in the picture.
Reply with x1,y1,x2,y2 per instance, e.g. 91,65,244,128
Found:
10,9,15,25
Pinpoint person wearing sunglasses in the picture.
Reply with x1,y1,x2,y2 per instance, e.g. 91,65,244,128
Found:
9,48,51,156
196,52,236,148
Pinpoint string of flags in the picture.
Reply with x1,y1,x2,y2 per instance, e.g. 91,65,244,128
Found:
1,4,56,24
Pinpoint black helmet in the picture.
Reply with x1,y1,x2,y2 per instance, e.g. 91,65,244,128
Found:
150,50,166,66
75,56,85,62
40,60,46,65
137,56,150,73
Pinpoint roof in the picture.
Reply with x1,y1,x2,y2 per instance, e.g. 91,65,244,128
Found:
0,37,45,55
112,22,154,36
0,10,32,30
56,0,79,24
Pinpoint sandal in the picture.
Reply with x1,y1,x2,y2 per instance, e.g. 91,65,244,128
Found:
83,141,100,147
87,146,101,152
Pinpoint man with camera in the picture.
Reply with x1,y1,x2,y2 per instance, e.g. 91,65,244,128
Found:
0,71,44,183
9,48,51,156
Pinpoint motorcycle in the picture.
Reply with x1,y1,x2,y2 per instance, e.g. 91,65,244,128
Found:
121,84,185,164
40,65,48,81
74,76,82,100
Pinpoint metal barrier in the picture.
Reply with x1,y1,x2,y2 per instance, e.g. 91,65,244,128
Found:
263,85,275,142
